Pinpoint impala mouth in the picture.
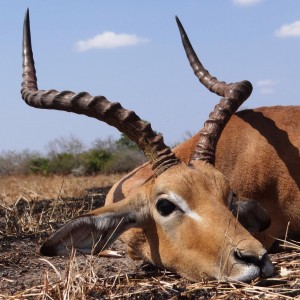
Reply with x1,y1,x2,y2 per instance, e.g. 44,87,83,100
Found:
227,251,274,282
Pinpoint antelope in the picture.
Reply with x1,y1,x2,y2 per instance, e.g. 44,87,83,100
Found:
21,9,300,282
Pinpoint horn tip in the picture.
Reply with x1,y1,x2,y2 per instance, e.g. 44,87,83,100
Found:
175,16,185,38
25,8,29,20
175,16,182,27
23,7,31,44
23,8,30,33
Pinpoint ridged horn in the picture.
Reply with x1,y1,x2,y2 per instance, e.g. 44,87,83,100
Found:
21,9,179,177
176,17,252,165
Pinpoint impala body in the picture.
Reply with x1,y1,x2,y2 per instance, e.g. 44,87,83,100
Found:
108,105,300,257
21,10,299,282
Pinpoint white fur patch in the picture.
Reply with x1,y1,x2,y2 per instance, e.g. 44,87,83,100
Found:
169,192,202,222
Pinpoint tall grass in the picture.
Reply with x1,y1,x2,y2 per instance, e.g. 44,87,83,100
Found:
0,174,123,205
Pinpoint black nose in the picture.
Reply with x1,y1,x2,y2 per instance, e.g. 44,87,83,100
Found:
260,253,274,278
234,250,274,278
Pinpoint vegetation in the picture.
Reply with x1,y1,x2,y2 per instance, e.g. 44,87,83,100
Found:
1,174,300,299
0,135,146,177
1,136,300,298
2,134,300,298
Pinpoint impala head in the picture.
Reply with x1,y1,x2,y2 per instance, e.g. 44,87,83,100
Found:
21,10,273,282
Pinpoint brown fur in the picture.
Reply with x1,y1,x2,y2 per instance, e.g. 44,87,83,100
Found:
107,106,300,250
24,10,284,282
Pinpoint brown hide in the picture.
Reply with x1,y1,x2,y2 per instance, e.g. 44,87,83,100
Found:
106,105,300,249
22,10,277,281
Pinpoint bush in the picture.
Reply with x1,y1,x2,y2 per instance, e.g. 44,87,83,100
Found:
116,133,139,151
104,149,146,173
82,149,113,174
48,152,82,175
0,135,147,176
47,135,85,157
28,157,50,175
0,150,41,176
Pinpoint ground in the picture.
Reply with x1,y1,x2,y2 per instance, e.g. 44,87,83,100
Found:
1,176,300,299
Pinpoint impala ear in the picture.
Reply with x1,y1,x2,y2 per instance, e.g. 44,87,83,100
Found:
40,197,149,256
230,197,271,233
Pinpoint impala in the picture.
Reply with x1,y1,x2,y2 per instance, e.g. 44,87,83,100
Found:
21,10,300,282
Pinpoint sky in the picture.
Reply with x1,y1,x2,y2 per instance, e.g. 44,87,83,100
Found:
1,0,300,153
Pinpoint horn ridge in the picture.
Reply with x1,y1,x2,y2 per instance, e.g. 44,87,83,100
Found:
176,17,252,164
192,81,252,164
21,10,179,176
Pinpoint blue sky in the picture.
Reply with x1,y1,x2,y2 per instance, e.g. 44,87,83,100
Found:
1,0,300,153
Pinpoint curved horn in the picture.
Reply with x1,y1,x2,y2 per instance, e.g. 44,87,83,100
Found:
176,17,252,165
21,9,179,176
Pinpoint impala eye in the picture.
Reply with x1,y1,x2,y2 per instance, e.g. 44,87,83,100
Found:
156,199,177,216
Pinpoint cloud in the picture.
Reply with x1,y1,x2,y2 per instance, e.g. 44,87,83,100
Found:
75,31,150,52
257,80,278,95
232,0,263,6
275,21,300,38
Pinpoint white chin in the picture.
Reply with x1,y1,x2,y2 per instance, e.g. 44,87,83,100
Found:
222,265,261,282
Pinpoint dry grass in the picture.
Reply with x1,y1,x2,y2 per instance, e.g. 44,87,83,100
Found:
1,175,300,299
0,174,123,205
2,245,300,299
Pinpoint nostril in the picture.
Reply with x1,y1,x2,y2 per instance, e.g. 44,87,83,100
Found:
261,253,274,278
234,250,274,278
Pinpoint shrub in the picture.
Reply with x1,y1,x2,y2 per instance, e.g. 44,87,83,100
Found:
1,135,147,176
0,150,41,176
104,149,146,173
49,152,81,175
82,149,113,174
116,133,139,151
47,135,85,157
28,157,50,175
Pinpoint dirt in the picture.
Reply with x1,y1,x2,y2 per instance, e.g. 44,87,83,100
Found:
0,186,184,299
1,186,300,299
0,187,132,294
0,237,138,295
